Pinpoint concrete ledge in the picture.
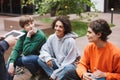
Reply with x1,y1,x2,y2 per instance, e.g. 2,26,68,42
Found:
4,17,21,31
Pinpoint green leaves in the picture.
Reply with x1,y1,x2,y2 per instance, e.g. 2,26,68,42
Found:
22,0,95,16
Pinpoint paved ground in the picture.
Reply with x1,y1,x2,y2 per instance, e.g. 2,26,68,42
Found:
0,12,120,80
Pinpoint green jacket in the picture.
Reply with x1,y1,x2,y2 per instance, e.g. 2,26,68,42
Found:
9,29,46,63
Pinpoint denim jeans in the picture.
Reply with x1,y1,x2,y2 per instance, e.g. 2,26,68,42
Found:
6,55,39,80
97,78,106,80
62,68,81,80
37,58,76,80
57,64,76,80
37,59,58,77
62,68,106,80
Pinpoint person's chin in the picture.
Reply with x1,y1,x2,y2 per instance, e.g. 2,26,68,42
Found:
55,32,60,35
88,40,93,42
56,35,61,38
55,33,59,36
56,34,63,38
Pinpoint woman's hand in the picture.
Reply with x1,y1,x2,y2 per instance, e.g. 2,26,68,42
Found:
49,77,53,80
82,73,96,80
27,28,37,37
46,60,53,68
93,68,106,78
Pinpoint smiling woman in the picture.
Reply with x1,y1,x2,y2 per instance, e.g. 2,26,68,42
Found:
37,15,80,80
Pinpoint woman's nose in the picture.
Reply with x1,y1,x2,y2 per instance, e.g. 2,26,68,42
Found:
56,26,61,30
86,32,89,37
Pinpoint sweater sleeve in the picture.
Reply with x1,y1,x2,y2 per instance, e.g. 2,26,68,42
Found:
76,45,90,78
22,30,46,55
106,51,120,80
9,38,23,63
61,38,79,66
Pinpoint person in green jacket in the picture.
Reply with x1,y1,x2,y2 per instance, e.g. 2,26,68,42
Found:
6,15,46,80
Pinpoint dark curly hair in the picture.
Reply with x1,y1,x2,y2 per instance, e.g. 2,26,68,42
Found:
52,16,72,34
88,19,112,41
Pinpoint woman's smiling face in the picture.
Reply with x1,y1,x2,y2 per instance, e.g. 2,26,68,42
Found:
86,27,100,43
54,21,65,38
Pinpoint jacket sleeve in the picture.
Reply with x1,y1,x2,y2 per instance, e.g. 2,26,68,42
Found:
0,40,9,55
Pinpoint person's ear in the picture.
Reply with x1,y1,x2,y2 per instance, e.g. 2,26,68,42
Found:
97,32,101,38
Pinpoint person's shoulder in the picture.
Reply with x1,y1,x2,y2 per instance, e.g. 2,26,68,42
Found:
37,29,44,34
108,42,119,50
36,29,46,37
87,43,95,47
48,34,56,39
20,29,26,33
64,37,75,43
85,43,95,50
108,42,120,54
